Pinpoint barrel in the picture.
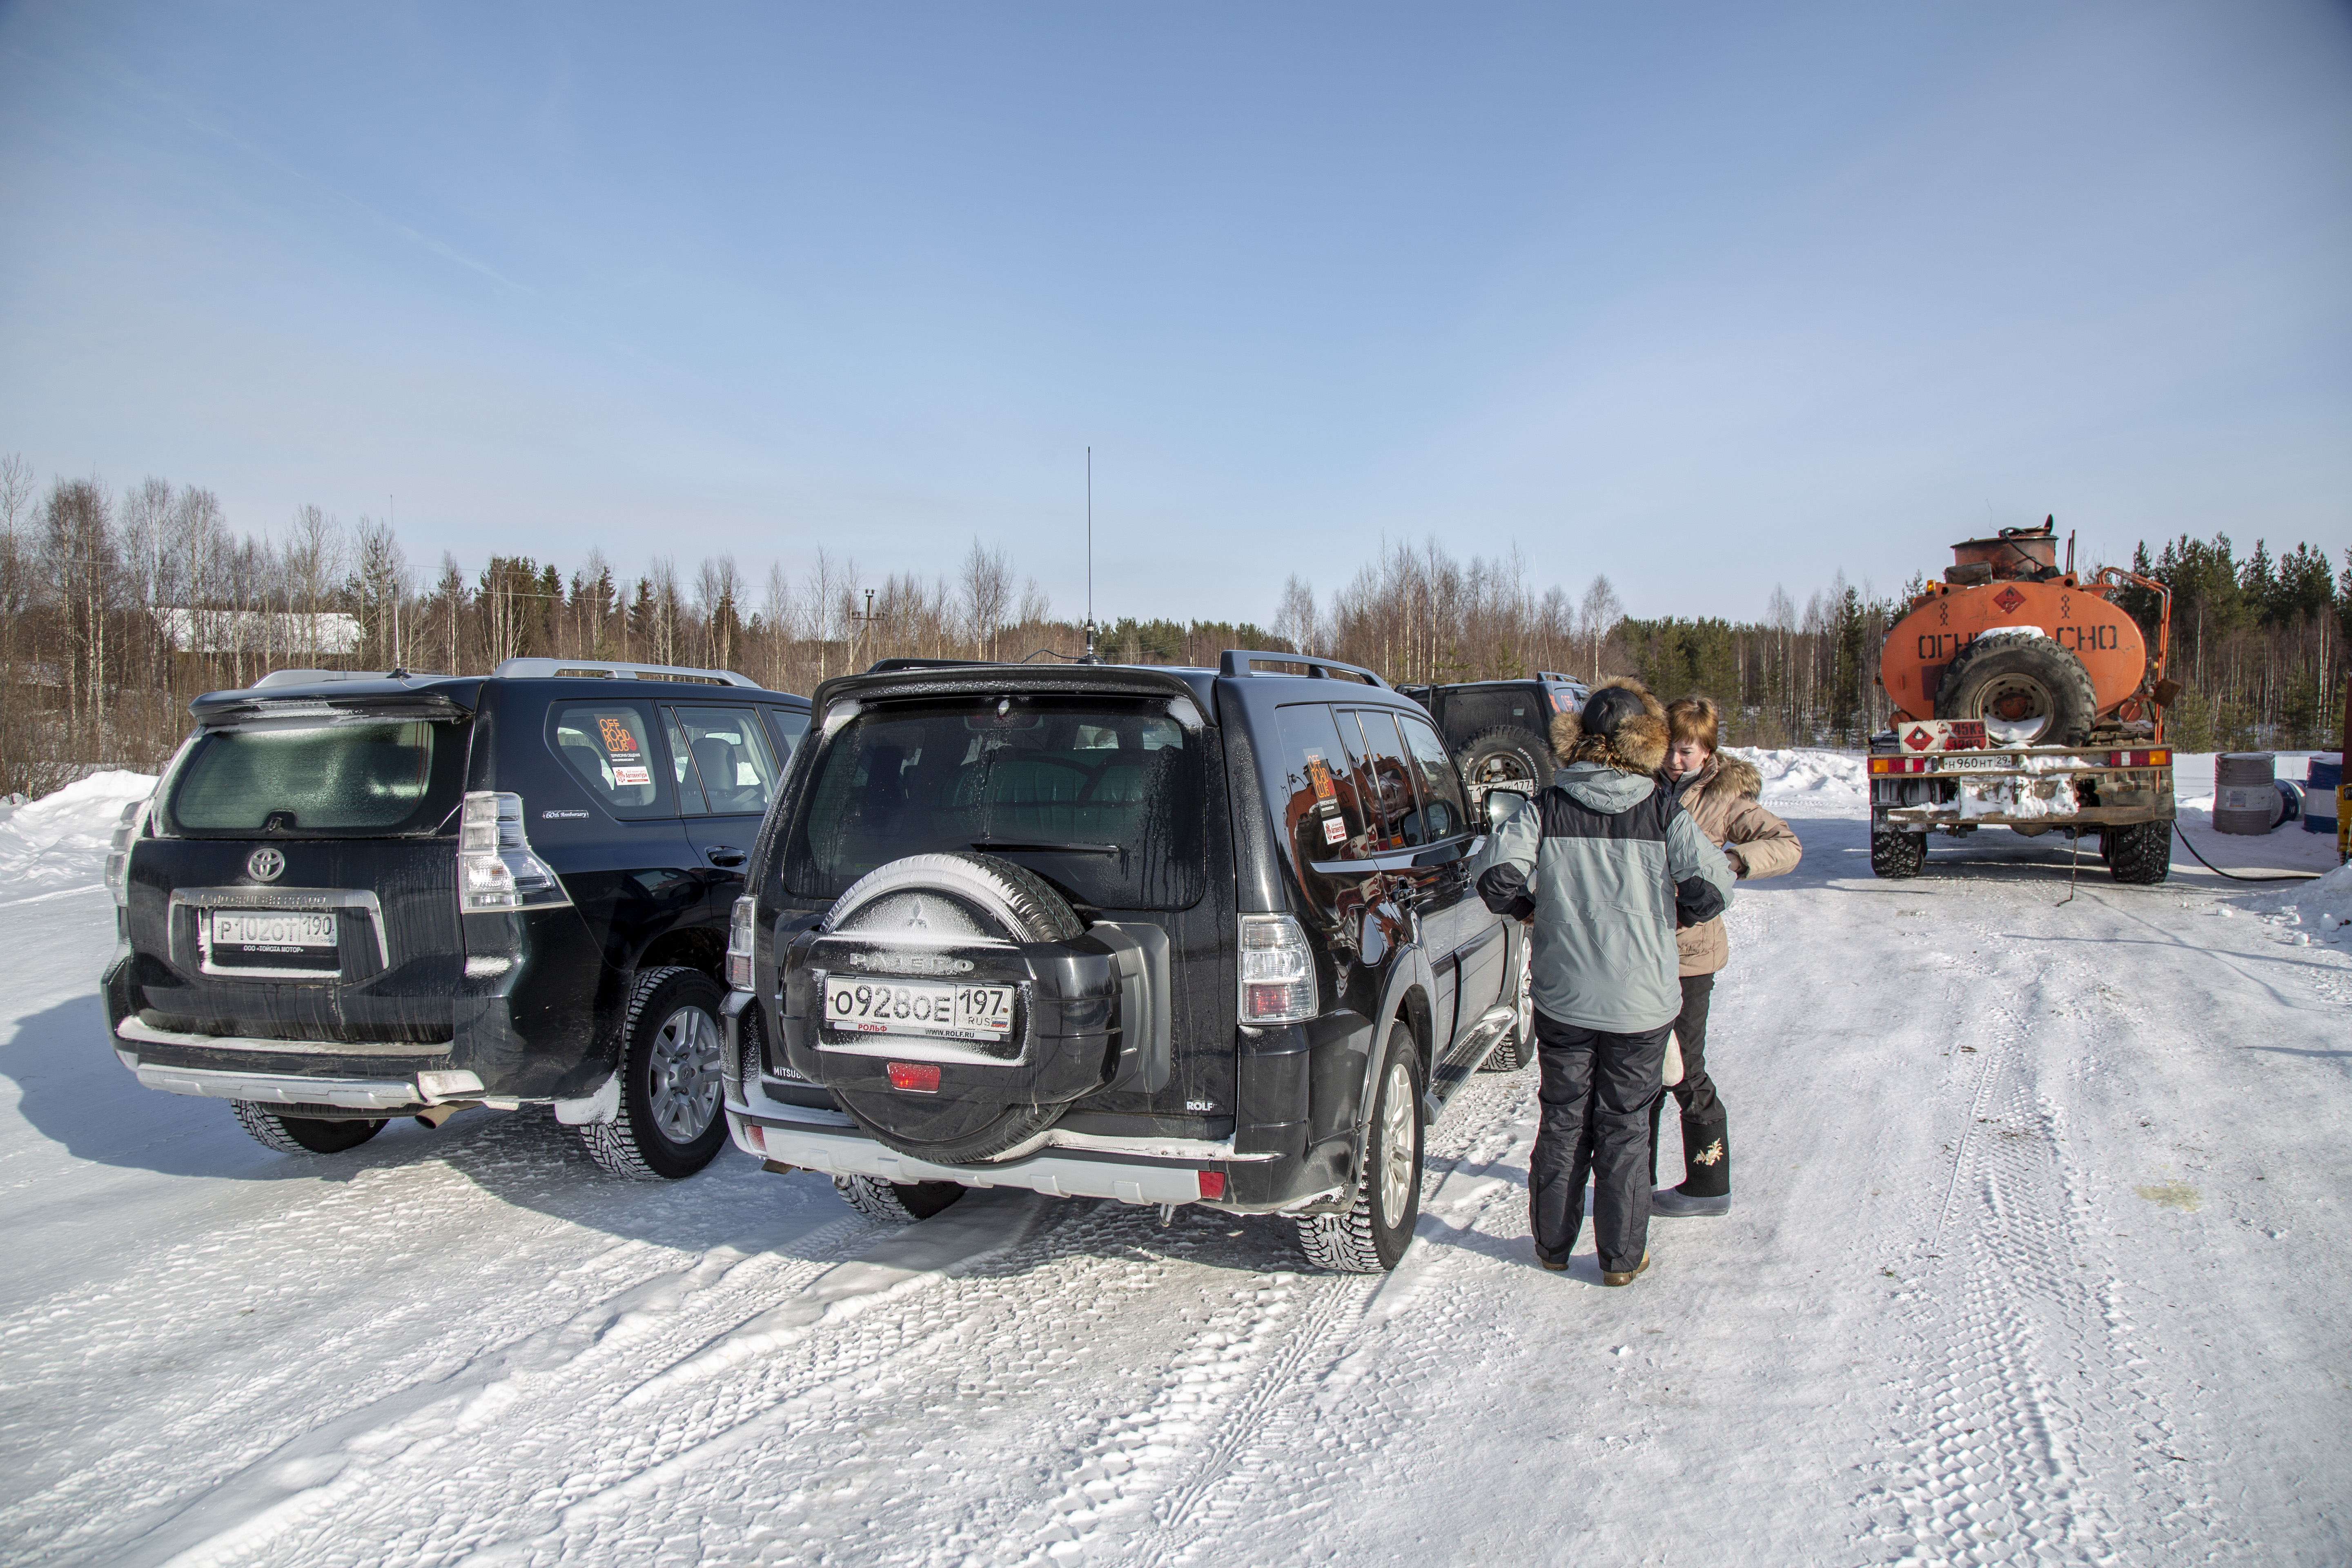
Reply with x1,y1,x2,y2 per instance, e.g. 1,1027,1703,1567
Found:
2307,755,2344,835
2213,753,2280,835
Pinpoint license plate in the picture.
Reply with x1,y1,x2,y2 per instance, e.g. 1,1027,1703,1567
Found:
822,977,1013,1040
210,911,337,949
1938,754,2012,771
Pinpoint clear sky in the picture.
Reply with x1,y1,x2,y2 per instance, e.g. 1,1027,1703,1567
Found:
2,2,2346,626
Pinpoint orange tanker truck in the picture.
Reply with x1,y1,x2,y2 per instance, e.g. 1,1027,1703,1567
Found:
1869,519,2178,883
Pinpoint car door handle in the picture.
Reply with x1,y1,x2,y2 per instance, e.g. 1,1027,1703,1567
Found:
706,846,747,868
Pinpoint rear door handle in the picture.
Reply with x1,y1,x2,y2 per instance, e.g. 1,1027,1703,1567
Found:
707,846,747,868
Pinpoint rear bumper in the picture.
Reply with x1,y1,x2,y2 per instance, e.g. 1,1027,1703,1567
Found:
113,1016,490,1109
725,1093,1339,1215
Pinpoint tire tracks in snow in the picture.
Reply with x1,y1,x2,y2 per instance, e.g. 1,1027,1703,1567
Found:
1859,894,2214,1566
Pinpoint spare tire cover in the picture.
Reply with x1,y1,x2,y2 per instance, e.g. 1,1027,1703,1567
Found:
820,852,1087,1165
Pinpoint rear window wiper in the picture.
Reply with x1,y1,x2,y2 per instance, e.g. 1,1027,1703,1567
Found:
969,838,1122,856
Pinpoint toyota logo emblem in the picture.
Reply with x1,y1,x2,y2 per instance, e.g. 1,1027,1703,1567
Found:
246,847,286,883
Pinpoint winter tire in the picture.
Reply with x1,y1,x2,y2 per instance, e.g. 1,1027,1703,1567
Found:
1459,724,1553,805
1870,831,1926,879
2103,818,2173,885
1933,631,2099,747
821,852,1089,1166
832,1173,967,1222
579,966,731,1180
1480,933,1536,1072
231,1101,385,1154
1297,1024,1424,1273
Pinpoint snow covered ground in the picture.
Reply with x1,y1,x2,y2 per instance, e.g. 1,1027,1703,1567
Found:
1,758,2345,1566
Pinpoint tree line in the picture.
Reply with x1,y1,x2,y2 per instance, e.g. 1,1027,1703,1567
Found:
1,452,2344,795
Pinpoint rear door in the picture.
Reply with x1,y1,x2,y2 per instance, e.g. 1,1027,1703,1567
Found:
1396,710,1503,1040
667,702,786,920
129,689,476,1045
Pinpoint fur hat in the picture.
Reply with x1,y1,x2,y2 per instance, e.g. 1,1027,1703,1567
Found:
1548,675,1668,775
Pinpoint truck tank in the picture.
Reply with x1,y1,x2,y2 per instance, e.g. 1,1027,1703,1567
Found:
1880,522,2157,746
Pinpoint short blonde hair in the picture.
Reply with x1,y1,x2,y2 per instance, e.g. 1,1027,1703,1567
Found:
1665,696,1720,753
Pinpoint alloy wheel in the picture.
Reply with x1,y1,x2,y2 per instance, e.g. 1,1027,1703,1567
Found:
647,1004,723,1143
1377,1059,1418,1227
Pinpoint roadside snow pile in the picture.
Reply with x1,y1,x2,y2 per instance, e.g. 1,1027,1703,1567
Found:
2247,862,2352,944
0,771,157,898
1728,748,1866,811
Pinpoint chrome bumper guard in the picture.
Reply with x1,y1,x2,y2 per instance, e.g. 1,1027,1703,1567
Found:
114,1017,480,1108
729,1100,1239,1207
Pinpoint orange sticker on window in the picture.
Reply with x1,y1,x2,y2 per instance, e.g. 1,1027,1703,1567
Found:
597,714,640,757
1305,753,1336,803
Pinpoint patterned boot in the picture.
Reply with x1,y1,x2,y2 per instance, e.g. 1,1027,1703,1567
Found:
1651,1117,1731,1217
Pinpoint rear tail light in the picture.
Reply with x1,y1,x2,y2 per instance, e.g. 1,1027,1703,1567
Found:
457,792,570,912
726,895,757,990
105,797,149,906
886,1062,941,1093
1238,913,1316,1024
1869,757,1930,775
2107,749,2170,768
1197,1170,1227,1200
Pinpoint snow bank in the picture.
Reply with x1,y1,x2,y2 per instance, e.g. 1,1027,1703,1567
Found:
1726,748,1866,809
2247,862,2352,942
0,770,158,898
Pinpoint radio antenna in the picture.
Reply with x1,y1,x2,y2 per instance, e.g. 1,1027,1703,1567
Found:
1082,446,1101,663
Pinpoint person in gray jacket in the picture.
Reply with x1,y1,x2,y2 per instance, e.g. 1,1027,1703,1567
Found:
1477,677,1736,1286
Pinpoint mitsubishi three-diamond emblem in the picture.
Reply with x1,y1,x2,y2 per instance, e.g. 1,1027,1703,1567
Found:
1992,586,2027,615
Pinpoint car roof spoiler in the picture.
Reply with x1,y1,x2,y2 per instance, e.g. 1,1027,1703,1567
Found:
189,676,477,728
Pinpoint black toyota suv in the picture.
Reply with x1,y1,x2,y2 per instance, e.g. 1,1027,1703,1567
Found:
722,651,1532,1272
1400,672,1590,804
100,657,811,1179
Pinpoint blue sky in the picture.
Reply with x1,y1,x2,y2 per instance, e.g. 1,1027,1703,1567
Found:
2,2,2346,626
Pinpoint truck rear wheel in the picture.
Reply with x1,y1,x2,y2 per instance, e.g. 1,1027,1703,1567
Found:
1934,632,2099,746
1870,831,1926,878
2103,820,2173,885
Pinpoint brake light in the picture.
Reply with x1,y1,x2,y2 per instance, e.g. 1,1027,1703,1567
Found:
105,797,149,906
1238,913,1316,1024
886,1062,941,1093
726,894,757,990
457,792,570,911
1197,1170,1227,1200
1869,757,1930,775
2106,749,2170,768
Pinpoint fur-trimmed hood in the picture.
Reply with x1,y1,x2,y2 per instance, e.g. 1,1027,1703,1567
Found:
1548,675,1668,776
1678,753,1762,808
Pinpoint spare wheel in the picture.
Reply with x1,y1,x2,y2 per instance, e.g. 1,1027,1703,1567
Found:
1933,631,2098,746
814,852,1093,1165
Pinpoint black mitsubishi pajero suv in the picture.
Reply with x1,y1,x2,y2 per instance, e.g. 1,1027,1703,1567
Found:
101,658,810,1179
722,652,1532,1272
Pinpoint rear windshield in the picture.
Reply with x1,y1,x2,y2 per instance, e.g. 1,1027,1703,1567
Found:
167,719,469,837
784,694,1204,911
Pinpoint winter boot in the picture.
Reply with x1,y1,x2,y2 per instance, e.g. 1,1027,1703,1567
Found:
1600,1251,1651,1287
1652,1117,1731,1217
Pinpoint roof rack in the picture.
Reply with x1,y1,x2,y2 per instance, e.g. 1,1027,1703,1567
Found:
1217,650,1388,688
1536,670,1580,684
490,657,761,689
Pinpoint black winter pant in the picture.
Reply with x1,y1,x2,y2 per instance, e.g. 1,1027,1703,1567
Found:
1530,1010,1669,1274
1649,973,1731,1192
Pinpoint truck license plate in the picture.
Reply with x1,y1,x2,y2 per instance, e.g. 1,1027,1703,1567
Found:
1939,754,2011,771
823,978,1013,1040
210,911,337,949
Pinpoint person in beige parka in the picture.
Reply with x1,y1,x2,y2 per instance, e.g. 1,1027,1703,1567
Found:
1649,696,1802,1217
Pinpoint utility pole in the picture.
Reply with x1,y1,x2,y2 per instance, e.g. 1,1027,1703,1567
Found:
849,588,884,671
